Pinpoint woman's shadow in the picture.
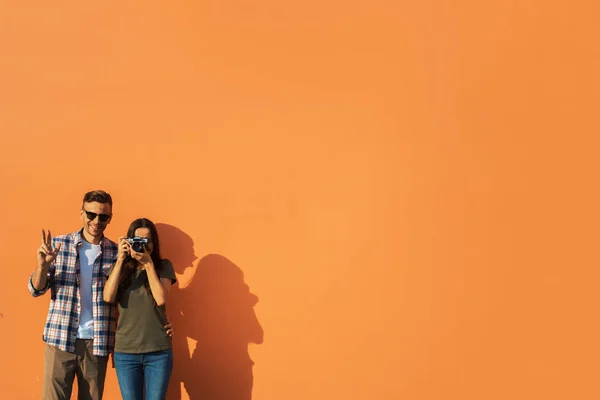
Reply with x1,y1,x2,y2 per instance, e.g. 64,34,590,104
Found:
156,224,264,400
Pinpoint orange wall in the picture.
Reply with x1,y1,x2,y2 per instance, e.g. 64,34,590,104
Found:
1,1,600,399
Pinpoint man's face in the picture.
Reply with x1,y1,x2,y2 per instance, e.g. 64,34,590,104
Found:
80,201,112,238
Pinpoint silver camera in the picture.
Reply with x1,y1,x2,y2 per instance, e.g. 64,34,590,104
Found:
126,236,148,252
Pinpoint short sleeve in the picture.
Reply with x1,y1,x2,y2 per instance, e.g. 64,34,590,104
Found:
158,259,177,285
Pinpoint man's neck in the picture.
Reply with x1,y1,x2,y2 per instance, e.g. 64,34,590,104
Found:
82,231,102,245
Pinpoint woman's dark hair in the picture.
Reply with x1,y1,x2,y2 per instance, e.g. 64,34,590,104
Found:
117,218,162,299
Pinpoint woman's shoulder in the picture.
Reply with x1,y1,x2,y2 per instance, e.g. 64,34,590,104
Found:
158,259,177,283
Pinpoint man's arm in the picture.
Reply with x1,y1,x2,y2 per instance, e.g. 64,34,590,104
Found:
30,265,50,292
29,229,60,297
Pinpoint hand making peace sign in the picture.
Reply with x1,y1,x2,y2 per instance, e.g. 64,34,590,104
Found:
37,229,61,268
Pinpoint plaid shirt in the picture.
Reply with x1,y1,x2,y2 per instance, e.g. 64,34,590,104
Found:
28,229,118,356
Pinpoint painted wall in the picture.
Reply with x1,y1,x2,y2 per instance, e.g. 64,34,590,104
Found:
1,1,599,399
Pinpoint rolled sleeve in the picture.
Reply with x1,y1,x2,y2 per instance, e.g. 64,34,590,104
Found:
28,272,50,297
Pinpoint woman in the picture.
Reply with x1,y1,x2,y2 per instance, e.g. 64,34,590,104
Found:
104,218,177,400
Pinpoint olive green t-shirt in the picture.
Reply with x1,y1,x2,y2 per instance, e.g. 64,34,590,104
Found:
113,259,177,354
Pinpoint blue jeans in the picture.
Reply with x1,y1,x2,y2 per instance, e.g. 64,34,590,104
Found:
114,350,173,400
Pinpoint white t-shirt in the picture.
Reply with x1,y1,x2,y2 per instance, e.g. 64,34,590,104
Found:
77,241,101,339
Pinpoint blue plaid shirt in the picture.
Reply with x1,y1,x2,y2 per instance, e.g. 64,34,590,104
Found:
28,229,118,356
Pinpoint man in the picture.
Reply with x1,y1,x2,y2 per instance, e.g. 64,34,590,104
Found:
29,190,118,400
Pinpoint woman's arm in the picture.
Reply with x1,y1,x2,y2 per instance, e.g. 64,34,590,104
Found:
103,237,129,303
145,261,171,306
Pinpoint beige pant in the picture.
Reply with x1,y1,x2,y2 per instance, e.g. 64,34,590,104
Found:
43,340,109,400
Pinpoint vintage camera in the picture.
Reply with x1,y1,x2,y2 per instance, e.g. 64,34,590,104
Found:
126,236,149,252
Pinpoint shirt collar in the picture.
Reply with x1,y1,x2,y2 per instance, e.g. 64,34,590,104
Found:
74,228,107,249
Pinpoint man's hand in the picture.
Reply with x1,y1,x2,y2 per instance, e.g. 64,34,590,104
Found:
37,229,61,268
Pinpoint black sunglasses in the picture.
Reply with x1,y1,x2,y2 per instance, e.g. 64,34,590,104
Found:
83,210,111,222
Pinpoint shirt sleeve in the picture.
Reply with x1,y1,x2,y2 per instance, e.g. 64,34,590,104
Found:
28,263,55,297
157,259,177,285
103,243,119,278
28,272,51,297
106,263,115,277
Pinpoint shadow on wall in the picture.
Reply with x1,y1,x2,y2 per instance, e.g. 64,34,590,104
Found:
156,223,264,400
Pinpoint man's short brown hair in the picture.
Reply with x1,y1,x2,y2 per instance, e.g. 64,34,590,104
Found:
82,190,113,207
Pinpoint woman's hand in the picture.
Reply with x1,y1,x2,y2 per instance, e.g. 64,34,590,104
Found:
130,243,152,266
117,236,130,261
164,322,174,337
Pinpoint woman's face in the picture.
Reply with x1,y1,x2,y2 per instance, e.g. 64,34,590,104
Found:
134,227,154,254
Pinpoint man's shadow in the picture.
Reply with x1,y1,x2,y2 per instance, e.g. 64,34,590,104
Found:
156,224,264,400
